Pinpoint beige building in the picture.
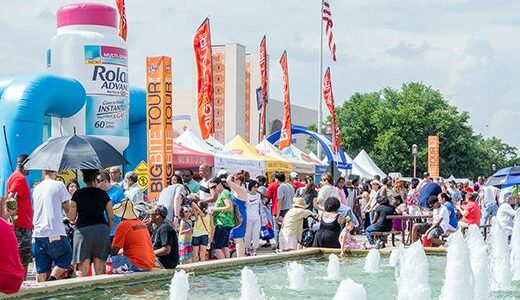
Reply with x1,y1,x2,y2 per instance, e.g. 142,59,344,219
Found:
172,43,318,150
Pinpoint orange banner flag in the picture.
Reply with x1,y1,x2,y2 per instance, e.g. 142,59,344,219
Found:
116,0,127,41
145,56,173,201
323,67,341,153
428,135,440,177
193,18,214,140
259,36,268,141
279,51,292,150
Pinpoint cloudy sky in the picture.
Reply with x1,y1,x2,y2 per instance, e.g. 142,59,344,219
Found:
1,0,519,149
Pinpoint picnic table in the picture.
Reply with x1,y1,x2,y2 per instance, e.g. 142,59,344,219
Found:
386,215,432,245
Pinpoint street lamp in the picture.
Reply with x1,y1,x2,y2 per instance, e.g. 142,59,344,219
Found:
492,164,496,173
412,144,418,178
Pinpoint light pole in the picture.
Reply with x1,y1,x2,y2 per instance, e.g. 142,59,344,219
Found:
412,144,418,178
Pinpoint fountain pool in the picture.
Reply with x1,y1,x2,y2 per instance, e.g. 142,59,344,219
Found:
43,254,520,300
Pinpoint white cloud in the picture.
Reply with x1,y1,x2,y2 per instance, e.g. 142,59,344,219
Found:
387,41,431,59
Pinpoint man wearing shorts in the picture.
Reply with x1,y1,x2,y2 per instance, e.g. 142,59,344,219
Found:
32,170,72,282
412,196,454,247
4,154,33,279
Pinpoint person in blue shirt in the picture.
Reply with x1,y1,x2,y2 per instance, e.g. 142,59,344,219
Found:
419,181,442,208
97,171,126,239
439,192,458,231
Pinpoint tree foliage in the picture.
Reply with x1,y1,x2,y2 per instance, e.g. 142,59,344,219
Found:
327,82,519,179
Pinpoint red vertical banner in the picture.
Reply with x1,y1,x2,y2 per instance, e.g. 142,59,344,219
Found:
279,51,292,150
323,67,341,153
146,56,173,201
116,0,127,41
194,18,214,140
259,36,268,141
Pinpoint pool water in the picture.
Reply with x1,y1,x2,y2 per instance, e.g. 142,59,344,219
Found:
47,255,520,300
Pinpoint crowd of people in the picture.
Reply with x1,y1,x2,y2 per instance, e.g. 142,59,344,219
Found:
1,154,518,294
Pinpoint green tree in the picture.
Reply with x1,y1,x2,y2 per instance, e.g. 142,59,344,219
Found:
326,82,520,179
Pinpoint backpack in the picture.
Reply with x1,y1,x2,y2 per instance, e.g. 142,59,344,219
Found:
233,203,243,229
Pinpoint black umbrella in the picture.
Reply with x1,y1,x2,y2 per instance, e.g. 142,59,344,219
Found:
23,135,129,171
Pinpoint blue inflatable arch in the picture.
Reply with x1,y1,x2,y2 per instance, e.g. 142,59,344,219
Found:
267,125,351,170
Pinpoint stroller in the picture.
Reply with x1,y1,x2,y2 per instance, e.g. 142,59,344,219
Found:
301,216,319,248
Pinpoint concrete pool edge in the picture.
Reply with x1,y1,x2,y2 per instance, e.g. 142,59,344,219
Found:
2,247,446,299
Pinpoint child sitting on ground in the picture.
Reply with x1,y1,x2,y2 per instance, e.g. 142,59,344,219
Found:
339,217,362,256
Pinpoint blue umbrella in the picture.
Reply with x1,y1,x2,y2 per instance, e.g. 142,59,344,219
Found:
485,166,520,188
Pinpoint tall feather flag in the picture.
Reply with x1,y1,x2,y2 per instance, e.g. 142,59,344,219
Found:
279,51,292,150
323,67,341,153
259,36,268,141
322,0,336,61
116,0,127,41
193,18,214,139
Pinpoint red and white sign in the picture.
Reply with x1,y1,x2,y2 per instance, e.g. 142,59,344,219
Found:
194,18,214,139
279,51,292,150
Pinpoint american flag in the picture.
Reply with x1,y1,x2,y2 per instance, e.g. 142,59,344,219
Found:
322,0,336,61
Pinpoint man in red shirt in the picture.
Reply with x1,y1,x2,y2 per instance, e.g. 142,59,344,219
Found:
3,154,33,279
289,172,305,191
457,192,482,232
265,172,280,218
0,212,24,294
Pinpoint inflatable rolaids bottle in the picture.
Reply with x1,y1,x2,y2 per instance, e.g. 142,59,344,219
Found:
48,3,129,152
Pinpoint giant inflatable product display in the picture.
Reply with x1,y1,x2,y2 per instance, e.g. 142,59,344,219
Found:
48,3,129,152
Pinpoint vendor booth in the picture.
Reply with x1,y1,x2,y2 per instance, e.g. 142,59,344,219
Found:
279,144,325,175
173,142,214,170
176,130,264,178
226,136,292,176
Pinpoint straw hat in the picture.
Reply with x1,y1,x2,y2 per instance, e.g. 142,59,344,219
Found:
292,197,307,209
113,200,140,220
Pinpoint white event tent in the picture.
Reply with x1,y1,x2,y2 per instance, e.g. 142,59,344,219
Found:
257,141,315,174
175,130,264,177
353,149,386,179
281,145,327,174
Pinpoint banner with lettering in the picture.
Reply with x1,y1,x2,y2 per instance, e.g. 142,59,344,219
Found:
279,51,292,150
145,56,173,200
259,36,268,141
323,67,341,153
194,18,214,139
428,135,440,177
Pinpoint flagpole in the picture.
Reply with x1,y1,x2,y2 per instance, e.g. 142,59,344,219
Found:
317,0,324,160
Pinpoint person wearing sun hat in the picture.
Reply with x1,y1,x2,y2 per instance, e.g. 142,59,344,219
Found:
278,197,316,251
364,179,382,226
111,200,156,272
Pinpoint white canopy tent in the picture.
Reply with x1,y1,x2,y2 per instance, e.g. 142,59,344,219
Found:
175,130,264,177
353,149,386,179
319,152,373,179
345,153,373,179
258,142,315,174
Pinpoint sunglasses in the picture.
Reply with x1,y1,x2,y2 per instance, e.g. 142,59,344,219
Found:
209,185,217,189
96,179,105,183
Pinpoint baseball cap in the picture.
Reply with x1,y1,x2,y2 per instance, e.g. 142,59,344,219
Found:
289,171,298,179
149,205,168,219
